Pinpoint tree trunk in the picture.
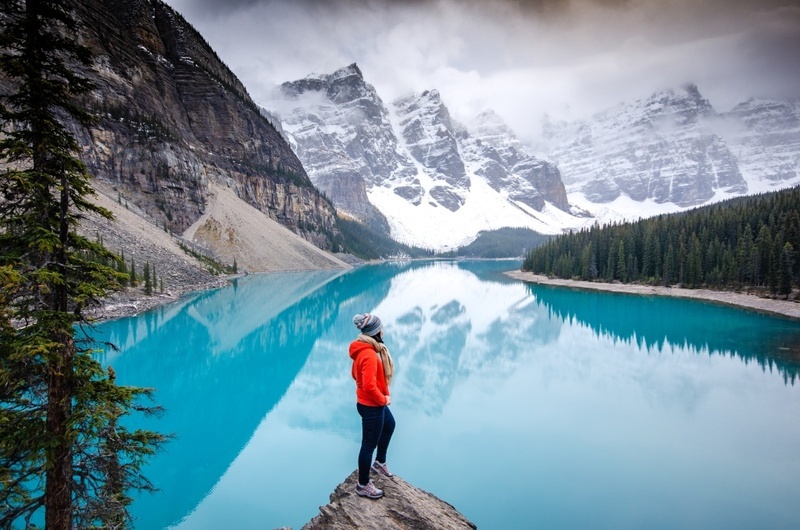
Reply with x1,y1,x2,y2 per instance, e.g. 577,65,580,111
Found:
44,338,73,530
44,167,75,529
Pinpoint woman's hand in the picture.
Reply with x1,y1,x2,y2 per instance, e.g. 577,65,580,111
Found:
385,395,392,406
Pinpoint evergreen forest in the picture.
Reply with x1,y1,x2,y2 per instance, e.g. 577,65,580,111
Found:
455,227,551,258
522,187,800,297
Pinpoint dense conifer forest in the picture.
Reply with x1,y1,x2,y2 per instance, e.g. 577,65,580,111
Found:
455,227,551,258
522,186,800,297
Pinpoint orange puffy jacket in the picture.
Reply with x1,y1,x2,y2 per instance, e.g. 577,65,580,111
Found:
349,339,390,407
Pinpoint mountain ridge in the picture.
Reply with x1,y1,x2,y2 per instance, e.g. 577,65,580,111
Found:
538,84,800,218
271,65,799,251
272,63,582,251
66,0,343,255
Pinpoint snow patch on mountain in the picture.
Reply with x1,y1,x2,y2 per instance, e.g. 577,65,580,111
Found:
370,177,583,251
537,86,800,226
270,64,580,251
270,67,800,250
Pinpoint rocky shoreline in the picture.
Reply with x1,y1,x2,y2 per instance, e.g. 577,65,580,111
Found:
88,266,800,324
505,271,800,321
85,276,234,322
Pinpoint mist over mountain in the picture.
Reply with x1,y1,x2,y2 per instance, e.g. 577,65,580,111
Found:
32,0,798,259
270,64,584,251
269,65,800,251
537,85,800,223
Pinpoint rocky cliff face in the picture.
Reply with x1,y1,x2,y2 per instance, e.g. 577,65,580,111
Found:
720,98,800,186
271,64,577,251
393,89,471,212
68,0,339,249
461,110,569,211
541,84,748,207
300,471,476,530
276,64,407,232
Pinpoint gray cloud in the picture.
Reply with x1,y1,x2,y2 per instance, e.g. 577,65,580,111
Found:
163,0,800,142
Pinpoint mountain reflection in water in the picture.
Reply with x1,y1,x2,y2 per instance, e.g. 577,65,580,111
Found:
89,260,800,530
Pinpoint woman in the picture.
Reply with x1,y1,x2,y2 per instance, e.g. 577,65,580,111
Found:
349,313,396,499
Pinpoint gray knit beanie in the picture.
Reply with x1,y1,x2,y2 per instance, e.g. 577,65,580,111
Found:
353,313,382,337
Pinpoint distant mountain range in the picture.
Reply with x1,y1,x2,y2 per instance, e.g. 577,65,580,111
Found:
270,64,584,251
39,0,800,259
269,66,800,251
538,84,800,213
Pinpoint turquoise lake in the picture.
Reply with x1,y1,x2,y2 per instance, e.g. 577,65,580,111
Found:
91,260,800,530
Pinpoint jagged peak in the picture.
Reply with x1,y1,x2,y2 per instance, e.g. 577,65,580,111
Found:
472,109,515,138
682,82,701,98
331,62,363,80
299,63,364,84
394,88,443,109
647,83,711,106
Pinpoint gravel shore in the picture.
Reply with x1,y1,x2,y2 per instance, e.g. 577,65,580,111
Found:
505,271,800,321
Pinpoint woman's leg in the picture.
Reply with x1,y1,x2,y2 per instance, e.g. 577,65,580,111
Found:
357,403,384,485
375,406,395,464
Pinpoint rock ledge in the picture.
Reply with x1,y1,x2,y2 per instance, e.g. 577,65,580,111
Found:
299,470,476,530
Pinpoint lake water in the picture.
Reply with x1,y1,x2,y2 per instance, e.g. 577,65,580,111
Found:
92,260,800,530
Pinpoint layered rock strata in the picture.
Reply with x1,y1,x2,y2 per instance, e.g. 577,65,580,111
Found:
67,0,339,250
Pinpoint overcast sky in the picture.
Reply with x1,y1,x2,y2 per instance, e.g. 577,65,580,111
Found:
161,0,800,141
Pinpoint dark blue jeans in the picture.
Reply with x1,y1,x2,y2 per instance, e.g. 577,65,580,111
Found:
357,403,396,486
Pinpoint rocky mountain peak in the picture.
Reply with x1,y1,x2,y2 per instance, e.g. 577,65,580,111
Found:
463,109,569,212
392,90,470,211
275,64,416,230
719,98,800,184
333,62,364,80
543,83,746,207
640,83,714,127
280,62,376,107
269,65,579,250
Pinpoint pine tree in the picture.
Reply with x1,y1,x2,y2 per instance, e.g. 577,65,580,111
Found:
0,1,164,527
129,257,137,286
617,240,627,282
663,243,675,286
144,262,152,295
779,243,795,297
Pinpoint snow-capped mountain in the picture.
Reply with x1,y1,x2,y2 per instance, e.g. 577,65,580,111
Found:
271,67,800,250
462,109,569,212
719,98,800,191
271,64,407,232
540,84,747,208
270,64,583,251
538,85,800,221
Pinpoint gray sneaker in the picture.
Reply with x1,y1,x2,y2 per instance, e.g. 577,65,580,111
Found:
371,460,393,478
355,480,384,499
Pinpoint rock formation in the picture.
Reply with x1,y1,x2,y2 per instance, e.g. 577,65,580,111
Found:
541,84,748,207
461,109,569,212
65,0,340,251
720,98,800,185
272,64,577,251
300,471,476,530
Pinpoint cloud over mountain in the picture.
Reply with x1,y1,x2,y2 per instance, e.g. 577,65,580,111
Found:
162,0,800,145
